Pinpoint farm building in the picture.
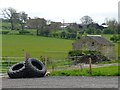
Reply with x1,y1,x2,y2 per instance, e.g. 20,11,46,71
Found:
72,35,115,60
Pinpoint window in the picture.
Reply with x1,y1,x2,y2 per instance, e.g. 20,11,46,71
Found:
92,42,94,46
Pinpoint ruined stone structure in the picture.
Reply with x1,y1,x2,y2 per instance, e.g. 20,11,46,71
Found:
72,35,115,60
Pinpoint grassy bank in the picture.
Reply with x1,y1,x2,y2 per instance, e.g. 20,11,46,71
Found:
50,66,119,76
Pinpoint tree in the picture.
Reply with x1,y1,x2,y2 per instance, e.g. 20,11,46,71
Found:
69,33,77,39
18,12,28,30
39,25,51,37
105,18,118,34
117,23,120,34
80,15,93,25
66,23,80,33
96,29,102,34
2,7,18,30
60,31,67,38
103,28,114,34
26,17,47,35
110,34,120,43
86,28,95,34
51,32,60,38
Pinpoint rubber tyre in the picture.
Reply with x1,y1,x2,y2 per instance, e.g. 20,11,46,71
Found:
25,58,46,77
8,62,27,78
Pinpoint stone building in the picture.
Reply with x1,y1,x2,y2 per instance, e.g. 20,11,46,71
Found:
72,35,115,60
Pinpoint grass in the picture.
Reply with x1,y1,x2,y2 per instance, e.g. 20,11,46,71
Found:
2,34,74,59
50,66,119,76
2,34,119,59
102,34,113,40
1,33,119,75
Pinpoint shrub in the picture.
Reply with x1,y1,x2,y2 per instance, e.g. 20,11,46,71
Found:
110,35,120,43
68,50,109,64
68,50,101,57
0,31,9,34
83,50,101,55
19,30,30,35
68,50,83,57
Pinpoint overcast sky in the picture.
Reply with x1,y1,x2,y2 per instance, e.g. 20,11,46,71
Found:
0,0,119,24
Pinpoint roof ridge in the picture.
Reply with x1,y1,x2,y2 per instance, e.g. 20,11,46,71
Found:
87,36,114,46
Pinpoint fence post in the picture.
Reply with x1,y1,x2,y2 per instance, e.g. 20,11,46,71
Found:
24,52,30,61
51,59,54,72
45,56,48,69
79,63,83,71
7,60,10,68
89,57,92,75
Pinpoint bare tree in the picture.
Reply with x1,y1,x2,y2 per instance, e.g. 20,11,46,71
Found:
80,15,93,25
19,12,28,30
2,7,18,30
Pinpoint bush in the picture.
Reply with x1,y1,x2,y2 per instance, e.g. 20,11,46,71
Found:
68,50,101,57
68,50,83,57
2,26,11,30
110,35,120,43
0,31,9,34
19,30,30,35
68,50,109,64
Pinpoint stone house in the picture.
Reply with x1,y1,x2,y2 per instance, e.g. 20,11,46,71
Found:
72,35,115,60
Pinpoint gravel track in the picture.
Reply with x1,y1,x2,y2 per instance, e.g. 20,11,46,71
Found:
2,76,119,88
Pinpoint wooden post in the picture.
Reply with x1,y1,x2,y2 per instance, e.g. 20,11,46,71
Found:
51,60,54,72
52,65,54,72
24,52,30,61
89,57,92,75
78,56,83,71
45,56,48,69
7,60,10,68
79,63,83,71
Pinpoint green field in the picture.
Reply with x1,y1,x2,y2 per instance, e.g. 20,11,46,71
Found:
2,34,119,60
2,35,74,59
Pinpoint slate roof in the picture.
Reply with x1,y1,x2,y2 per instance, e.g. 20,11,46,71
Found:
86,36,114,46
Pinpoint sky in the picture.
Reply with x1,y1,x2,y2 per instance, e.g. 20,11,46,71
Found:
0,0,119,24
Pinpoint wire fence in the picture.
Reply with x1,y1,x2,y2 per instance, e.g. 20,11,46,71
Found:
1,56,99,74
0,56,79,73
0,56,118,77
0,57,24,73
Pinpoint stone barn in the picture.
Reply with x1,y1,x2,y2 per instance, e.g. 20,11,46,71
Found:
72,35,115,60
